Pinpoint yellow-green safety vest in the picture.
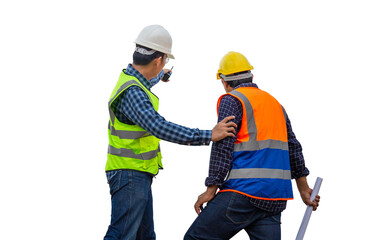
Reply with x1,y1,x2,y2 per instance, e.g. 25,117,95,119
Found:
106,70,163,175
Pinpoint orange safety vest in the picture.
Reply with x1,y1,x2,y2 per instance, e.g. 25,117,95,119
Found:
218,87,293,201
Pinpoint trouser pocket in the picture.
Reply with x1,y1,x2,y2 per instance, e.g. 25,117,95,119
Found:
226,193,256,225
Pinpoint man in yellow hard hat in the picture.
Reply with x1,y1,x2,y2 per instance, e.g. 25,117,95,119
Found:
104,25,237,240
184,52,320,240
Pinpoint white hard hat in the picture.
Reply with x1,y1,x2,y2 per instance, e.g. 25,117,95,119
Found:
134,25,175,59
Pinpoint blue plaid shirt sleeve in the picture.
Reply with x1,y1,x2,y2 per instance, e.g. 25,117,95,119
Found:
283,110,310,179
118,86,212,145
149,70,164,87
205,94,241,186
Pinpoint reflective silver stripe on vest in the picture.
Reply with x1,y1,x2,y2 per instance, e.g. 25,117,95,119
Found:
228,168,291,180
109,80,138,106
109,108,116,126
230,90,257,143
230,90,288,152
108,80,139,125
108,145,160,160
281,106,287,121
234,139,288,151
109,124,152,139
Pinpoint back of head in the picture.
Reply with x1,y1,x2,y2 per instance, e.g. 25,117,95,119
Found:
220,71,253,88
217,51,254,88
133,44,164,66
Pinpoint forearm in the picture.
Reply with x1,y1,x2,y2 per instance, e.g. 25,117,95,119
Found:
205,141,234,186
143,114,212,145
206,185,219,194
296,176,310,192
123,88,211,145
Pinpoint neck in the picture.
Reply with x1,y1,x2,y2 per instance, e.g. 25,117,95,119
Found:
225,84,234,93
132,64,156,80
222,80,234,93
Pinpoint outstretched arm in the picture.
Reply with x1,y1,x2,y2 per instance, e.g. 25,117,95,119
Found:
118,87,236,145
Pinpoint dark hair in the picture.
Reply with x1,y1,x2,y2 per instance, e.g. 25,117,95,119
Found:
133,44,165,66
223,71,253,88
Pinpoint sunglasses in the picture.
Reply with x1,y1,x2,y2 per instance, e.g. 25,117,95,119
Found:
165,55,169,64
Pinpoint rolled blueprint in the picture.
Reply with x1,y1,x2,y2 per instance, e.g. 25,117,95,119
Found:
295,177,323,240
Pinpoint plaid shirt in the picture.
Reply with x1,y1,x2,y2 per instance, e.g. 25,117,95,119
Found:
110,64,212,145
205,83,310,212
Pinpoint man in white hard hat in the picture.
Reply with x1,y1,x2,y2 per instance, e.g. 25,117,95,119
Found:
104,25,237,240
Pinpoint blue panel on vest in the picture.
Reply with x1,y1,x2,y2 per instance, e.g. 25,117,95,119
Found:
233,148,290,170
222,178,293,199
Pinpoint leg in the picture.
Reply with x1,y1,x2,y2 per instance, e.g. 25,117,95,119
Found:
184,192,246,240
136,186,156,240
245,212,281,240
104,170,154,240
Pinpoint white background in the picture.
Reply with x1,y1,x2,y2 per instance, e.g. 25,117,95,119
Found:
1,0,367,239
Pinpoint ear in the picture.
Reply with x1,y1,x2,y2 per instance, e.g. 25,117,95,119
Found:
152,57,161,67
221,79,228,88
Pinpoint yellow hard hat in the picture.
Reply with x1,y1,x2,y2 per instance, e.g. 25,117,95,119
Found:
217,51,253,79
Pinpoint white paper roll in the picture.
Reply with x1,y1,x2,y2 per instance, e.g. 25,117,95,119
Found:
295,177,323,240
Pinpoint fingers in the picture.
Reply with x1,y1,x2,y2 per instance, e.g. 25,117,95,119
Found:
211,116,238,142
224,122,237,133
300,188,321,211
305,194,320,211
220,115,235,123
194,206,201,215
314,194,320,202
312,201,318,211
194,200,202,215
312,195,320,211
163,68,172,74
226,132,236,138
220,116,237,134
194,193,208,215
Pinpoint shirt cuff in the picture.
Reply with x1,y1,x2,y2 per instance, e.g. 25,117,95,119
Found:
198,130,212,145
205,176,222,187
292,167,310,179
187,130,211,146
149,70,164,87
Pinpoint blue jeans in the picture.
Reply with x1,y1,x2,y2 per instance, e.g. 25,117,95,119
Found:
104,170,155,240
184,192,282,240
